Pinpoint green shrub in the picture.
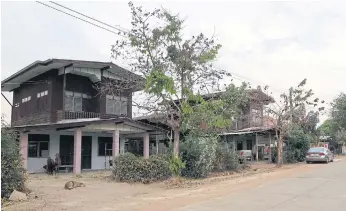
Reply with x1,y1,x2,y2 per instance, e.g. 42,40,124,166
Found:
180,135,218,178
1,124,26,198
213,142,240,171
285,126,311,163
112,153,171,183
169,156,186,177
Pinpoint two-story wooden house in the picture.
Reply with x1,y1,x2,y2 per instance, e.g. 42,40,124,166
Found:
1,59,167,174
135,86,277,160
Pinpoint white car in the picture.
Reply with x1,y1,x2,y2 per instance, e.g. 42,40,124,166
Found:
306,147,334,164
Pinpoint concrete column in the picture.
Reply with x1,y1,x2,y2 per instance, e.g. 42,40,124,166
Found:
113,130,120,158
120,138,125,154
143,133,149,158
156,138,159,155
19,132,28,170
269,133,272,163
73,128,82,174
255,133,258,162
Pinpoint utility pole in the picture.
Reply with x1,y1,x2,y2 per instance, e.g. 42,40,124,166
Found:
289,87,293,123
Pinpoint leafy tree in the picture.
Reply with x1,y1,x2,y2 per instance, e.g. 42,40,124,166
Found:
331,93,346,130
318,119,337,137
102,2,230,157
182,82,249,136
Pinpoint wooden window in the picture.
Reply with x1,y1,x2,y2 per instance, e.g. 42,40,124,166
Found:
37,90,48,98
106,95,127,116
98,137,113,156
65,91,91,112
21,96,31,103
28,134,50,158
37,90,49,111
246,140,253,150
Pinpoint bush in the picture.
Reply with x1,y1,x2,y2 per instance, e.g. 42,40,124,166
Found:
180,135,218,178
169,156,185,177
285,127,311,163
213,142,239,171
1,124,26,198
112,153,171,183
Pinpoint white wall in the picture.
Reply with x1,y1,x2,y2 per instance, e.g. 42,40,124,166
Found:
27,131,128,173
27,131,61,173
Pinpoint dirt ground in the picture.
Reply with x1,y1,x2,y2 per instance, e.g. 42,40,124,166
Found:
2,161,332,211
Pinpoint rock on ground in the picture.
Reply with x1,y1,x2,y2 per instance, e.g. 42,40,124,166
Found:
8,190,27,201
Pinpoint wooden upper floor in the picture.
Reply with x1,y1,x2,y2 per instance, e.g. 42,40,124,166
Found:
1,59,144,127
135,87,275,131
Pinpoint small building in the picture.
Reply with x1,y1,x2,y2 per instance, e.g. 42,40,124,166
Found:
1,59,168,174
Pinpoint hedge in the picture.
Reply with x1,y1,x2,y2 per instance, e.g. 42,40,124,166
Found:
112,153,171,183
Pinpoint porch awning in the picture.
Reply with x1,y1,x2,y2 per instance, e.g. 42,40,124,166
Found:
11,116,168,134
219,126,276,136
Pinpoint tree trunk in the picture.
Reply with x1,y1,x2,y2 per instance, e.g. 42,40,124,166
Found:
277,133,283,167
173,129,180,157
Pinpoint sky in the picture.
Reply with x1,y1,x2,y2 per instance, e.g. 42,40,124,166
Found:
1,0,346,125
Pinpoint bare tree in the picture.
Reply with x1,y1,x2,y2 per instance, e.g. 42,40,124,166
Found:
97,2,229,157
266,79,325,166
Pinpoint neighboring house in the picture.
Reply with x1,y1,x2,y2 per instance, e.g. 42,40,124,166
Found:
1,59,167,174
135,86,277,160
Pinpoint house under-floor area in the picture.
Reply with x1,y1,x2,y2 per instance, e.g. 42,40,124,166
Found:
16,117,169,174
220,126,277,161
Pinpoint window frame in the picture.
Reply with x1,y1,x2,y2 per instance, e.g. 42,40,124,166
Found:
27,134,50,158
64,91,91,112
105,95,128,116
37,90,48,98
98,137,113,156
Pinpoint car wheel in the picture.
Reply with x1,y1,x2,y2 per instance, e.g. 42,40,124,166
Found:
325,157,329,164
306,161,311,164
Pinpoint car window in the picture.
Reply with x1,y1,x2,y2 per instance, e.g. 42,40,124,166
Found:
308,148,324,153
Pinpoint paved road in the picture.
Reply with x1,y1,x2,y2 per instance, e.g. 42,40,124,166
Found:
175,159,346,211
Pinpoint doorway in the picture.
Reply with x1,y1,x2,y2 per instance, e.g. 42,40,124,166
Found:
59,135,92,170
81,136,92,169
60,135,74,166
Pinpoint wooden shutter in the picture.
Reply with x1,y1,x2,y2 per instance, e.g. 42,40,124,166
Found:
74,97,82,112
121,100,127,115
115,101,121,115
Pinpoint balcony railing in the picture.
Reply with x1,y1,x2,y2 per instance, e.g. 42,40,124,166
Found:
56,110,100,121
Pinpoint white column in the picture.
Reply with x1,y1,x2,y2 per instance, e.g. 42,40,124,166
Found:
255,133,258,162
143,133,149,158
73,128,82,174
120,138,125,154
156,137,159,155
113,130,120,158
19,132,28,170
269,133,272,163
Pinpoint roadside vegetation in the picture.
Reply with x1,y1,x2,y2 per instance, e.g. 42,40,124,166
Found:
1,117,27,199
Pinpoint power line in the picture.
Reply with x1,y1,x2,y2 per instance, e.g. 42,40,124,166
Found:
49,1,130,34
36,1,126,37
2,93,13,107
